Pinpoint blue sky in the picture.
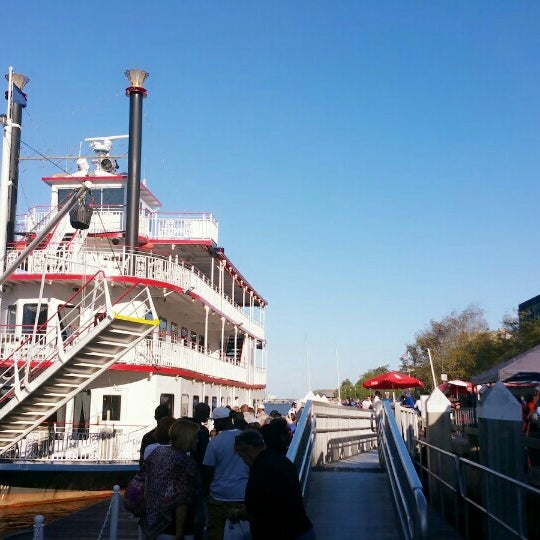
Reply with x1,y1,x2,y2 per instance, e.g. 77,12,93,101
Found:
3,2,540,398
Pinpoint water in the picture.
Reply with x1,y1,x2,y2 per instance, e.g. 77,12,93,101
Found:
0,496,105,539
263,401,293,417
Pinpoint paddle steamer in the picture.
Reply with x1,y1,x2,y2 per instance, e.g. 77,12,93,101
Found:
0,69,267,503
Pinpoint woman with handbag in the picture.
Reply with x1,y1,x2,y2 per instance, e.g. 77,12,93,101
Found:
139,419,204,540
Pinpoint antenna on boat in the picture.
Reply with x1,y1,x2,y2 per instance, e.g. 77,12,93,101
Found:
125,68,149,273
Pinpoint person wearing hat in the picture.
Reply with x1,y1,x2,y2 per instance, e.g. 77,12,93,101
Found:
139,403,171,467
202,406,249,540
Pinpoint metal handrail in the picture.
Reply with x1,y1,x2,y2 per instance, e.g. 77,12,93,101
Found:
415,438,540,539
0,271,108,403
286,400,315,496
379,400,428,540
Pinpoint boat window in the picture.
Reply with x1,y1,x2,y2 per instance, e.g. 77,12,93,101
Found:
160,394,174,416
159,317,168,337
102,395,121,421
171,322,178,343
181,394,189,417
73,390,90,437
193,395,200,412
181,326,188,339
7,305,16,330
58,188,86,208
100,188,125,206
22,303,48,334
46,405,66,435
58,303,79,342
59,187,125,207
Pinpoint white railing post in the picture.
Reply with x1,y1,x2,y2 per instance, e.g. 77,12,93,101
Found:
33,514,45,540
109,484,120,540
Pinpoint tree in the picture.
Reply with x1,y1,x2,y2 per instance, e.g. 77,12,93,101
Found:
339,379,356,400
356,364,390,397
400,305,490,391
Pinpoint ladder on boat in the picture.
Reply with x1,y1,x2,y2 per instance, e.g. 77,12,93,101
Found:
0,272,159,455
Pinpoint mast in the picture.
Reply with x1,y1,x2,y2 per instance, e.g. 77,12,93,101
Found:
124,69,148,273
6,72,28,246
0,67,15,272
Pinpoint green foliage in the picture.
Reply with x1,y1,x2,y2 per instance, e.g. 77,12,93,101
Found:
339,306,540,400
396,305,540,392
339,378,356,399
356,364,390,397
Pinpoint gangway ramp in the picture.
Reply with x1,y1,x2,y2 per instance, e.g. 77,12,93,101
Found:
306,451,398,539
306,450,461,539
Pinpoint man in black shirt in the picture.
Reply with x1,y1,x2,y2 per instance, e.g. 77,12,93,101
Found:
139,404,170,467
184,402,211,467
233,430,315,540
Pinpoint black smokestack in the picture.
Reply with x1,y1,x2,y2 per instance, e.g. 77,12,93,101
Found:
124,69,148,267
5,73,29,245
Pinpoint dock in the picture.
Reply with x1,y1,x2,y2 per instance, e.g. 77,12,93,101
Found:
5,450,461,540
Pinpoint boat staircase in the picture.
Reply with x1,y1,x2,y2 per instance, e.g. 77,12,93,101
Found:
0,272,159,455
225,334,244,363
33,211,73,251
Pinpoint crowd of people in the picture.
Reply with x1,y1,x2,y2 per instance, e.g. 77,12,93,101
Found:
134,402,314,540
342,390,417,410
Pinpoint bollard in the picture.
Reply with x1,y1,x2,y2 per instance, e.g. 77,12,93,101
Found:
109,484,120,540
33,514,45,540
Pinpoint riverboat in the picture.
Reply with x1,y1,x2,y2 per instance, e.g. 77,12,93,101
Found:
0,69,267,503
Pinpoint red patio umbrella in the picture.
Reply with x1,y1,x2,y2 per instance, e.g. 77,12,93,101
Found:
362,371,424,390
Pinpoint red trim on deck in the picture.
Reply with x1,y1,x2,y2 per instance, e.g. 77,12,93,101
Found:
109,363,265,390
0,360,264,390
5,275,262,338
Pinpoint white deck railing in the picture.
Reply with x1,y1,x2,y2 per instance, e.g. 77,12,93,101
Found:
17,208,219,243
119,335,266,386
0,422,146,461
4,250,264,336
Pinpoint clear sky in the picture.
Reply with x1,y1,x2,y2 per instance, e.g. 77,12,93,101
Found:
3,2,540,398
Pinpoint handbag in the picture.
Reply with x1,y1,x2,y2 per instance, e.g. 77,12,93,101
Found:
223,518,251,540
123,469,145,516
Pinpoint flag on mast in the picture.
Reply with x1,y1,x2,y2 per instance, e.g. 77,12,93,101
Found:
400,350,412,361
12,84,27,108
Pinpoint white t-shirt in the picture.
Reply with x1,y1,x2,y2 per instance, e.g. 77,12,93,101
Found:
202,428,249,501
